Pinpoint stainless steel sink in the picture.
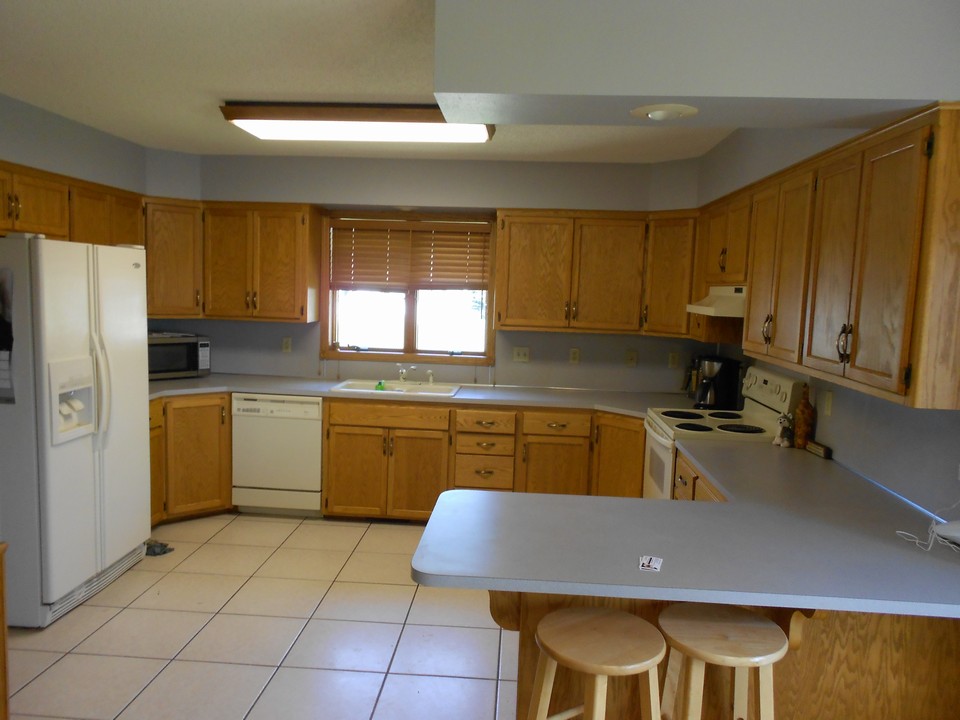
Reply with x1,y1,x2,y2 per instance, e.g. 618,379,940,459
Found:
331,379,461,397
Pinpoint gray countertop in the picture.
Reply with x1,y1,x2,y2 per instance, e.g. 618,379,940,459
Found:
148,373,690,417
412,440,960,618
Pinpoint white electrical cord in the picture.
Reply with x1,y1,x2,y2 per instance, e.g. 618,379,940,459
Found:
897,469,960,553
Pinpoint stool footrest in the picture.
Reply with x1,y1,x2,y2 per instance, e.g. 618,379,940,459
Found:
547,705,585,720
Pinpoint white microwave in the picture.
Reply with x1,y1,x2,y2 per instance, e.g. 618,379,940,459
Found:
147,332,210,380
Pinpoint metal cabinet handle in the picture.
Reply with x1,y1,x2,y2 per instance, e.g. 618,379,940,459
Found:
14,194,21,221
245,291,251,309
252,291,259,310
477,441,496,449
844,324,854,363
475,469,495,478
388,436,394,456
835,324,848,362
475,420,495,428
220,406,226,424
762,314,773,344
718,247,727,273
677,477,688,487
642,304,649,326
571,302,578,321
382,436,387,455
563,301,570,321
195,290,201,307
546,422,567,430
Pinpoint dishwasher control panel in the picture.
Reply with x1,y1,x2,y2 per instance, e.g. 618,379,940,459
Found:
232,393,322,420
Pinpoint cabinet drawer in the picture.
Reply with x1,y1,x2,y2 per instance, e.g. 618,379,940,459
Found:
455,409,516,434
674,452,697,501
522,410,591,437
456,433,515,456
454,454,514,490
328,401,450,430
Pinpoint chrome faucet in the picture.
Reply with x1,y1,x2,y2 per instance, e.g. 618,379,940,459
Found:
426,369,434,384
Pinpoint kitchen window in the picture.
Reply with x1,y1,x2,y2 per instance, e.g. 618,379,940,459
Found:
322,216,494,365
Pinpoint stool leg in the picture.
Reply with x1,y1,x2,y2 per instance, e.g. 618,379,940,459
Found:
527,651,557,720
639,664,661,720
661,646,681,720
732,666,749,720
677,656,705,720
757,664,775,720
583,674,608,720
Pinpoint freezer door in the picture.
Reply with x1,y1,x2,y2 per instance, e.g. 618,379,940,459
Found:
93,244,150,568
32,239,99,603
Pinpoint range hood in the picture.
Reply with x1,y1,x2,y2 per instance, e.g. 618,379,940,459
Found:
686,285,746,317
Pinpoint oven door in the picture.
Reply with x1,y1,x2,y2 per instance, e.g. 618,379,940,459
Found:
642,416,675,499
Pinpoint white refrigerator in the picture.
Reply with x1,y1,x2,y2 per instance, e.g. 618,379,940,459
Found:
0,234,151,627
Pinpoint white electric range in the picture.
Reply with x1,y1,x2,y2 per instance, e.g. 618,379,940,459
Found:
642,367,804,498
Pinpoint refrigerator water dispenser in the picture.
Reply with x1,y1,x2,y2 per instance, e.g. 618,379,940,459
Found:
48,357,95,444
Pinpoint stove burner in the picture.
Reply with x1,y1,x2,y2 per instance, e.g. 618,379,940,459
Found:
717,423,765,434
675,422,713,432
708,411,742,420
661,410,704,420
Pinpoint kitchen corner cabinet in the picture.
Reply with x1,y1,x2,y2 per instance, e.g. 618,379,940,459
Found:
494,212,645,332
674,451,726,502
804,128,929,394
69,184,143,246
203,203,324,322
149,398,166,526
161,393,232,520
591,412,645,497
323,401,451,520
641,215,695,336
702,194,751,284
743,170,816,362
145,200,204,317
518,410,592,495
0,167,69,238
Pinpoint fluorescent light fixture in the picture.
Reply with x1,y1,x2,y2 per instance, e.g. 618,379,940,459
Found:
220,102,494,143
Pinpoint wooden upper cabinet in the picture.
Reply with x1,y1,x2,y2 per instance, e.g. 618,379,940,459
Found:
145,200,203,317
805,128,929,394
0,169,69,238
69,185,143,246
496,215,575,328
743,171,815,363
203,203,319,322
570,218,645,331
642,216,695,336
703,195,750,284
204,206,254,318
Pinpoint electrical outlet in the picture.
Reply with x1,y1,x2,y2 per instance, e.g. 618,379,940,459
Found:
512,347,530,363
625,350,638,367
569,348,580,364
668,352,680,369
822,390,833,417
281,337,293,353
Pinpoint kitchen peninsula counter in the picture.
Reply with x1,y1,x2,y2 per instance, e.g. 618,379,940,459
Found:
148,372,688,417
413,441,960,719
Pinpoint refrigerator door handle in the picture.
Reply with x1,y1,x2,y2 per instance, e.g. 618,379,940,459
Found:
93,334,112,440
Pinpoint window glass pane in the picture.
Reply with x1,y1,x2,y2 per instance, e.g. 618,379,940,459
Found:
335,290,405,350
416,289,487,353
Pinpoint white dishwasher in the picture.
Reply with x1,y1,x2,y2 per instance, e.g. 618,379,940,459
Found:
232,393,323,515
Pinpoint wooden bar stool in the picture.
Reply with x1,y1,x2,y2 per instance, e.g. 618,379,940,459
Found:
658,603,788,720
528,607,666,720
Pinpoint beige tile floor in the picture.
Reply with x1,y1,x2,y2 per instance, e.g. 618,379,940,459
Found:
7,513,519,720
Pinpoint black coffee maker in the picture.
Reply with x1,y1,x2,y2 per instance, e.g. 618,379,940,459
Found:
692,356,741,410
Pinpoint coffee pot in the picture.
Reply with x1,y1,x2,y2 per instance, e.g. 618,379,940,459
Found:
693,356,741,410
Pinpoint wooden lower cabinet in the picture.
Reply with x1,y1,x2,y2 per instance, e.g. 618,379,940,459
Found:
674,451,727,502
323,401,451,521
518,410,592,495
149,398,166,525
453,408,517,491
591,412,645,497
161,393,232,521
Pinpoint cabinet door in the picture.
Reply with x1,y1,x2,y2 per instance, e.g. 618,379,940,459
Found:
570,219,644,330
325,426,388,516
149,399,166,526
743,186,780,354
521,435,590,495
804,153,862,375
768,171,815,362
111,193,143,247
592,413,645,498
204,207,253,318
164,394,231,518
673,452,697,501
387,429,449,520
702,199,749,285
254,210,304,320
12,173,69,237
642,217,695,336
69,186,112,245
145,202,203,317
495,216,575,328
0,170,11,231
845,129,928,393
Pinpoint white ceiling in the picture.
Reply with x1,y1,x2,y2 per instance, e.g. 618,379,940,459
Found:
0,1,943,165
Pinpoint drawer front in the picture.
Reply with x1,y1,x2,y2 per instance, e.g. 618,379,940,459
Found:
328,401,450,430
454,454,515,490
455,409,516,434
522,410,592,437
456,433,516,456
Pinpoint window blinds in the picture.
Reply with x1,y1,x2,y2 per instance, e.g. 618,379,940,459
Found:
330,220,491,290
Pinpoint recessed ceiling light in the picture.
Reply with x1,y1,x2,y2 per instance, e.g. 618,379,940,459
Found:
220,102,494,144
629,103,699,122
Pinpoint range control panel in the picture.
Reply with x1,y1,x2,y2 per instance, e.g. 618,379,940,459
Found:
741,367,803,415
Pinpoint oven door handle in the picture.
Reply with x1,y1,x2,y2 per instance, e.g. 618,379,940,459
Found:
643,417,675,449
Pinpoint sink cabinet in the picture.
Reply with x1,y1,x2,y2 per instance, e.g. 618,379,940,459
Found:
323,401,451,520
518,410,592,495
